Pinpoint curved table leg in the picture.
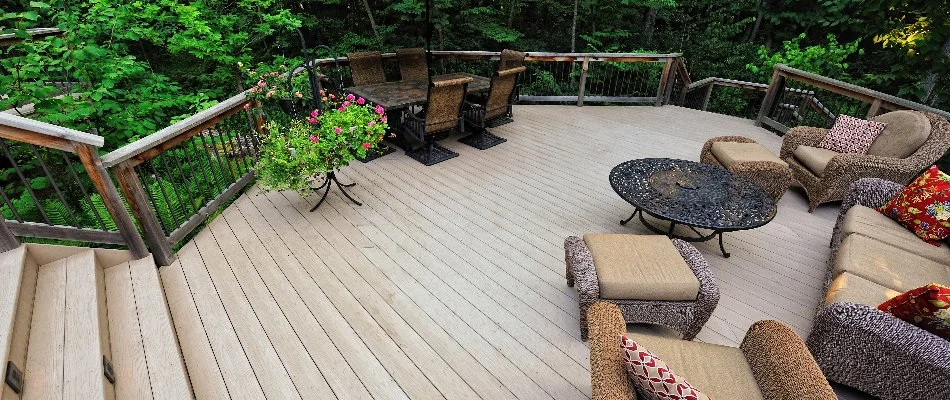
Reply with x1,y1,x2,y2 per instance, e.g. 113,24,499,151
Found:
620,209,639,225
718,232,730,258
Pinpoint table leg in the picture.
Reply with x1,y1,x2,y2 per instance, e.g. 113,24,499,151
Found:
620,209,638,225
718,232,730,258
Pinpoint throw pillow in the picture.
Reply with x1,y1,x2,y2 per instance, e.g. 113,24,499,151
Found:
878,165,950,245
817,114,887,154
620,335,711,400
878,284,950,340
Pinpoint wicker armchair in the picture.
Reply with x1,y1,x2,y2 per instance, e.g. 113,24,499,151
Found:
459,66,526,149
396,48,428,82
779,110,950,211
348,51,386,86
588,302,837,400
400,76,472,165
498,49,526,110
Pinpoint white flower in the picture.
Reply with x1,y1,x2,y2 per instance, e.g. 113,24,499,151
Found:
936,308,950,323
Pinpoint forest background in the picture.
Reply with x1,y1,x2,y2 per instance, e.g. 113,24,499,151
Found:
2,0,948,150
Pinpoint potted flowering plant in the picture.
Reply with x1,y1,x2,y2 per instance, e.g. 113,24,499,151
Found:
240,62,309,114
256,93,389,209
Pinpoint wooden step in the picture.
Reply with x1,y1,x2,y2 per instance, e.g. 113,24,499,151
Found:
23,250,112,400
105,256,191,400
0,246,33,400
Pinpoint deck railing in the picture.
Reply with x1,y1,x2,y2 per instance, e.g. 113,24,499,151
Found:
0,112,148,257
755,64,950,133
100,95,262,265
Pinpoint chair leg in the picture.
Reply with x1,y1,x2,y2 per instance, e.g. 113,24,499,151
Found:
406,140,458,166
459,127,507,150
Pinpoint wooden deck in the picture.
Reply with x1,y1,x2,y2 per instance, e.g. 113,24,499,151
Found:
159,105,844,399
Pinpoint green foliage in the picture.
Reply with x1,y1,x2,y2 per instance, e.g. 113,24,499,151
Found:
746,34,863,81
257,96,388,193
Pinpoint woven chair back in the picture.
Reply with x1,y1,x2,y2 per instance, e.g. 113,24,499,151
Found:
498,49,526,71
484,66,526,120
424,77,472,134
397,48,429,82
348,51,386,86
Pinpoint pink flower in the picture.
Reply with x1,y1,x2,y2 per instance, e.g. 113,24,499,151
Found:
243,103,250,110
337,107,345,112
307,117,318,124
310,109,319,117
329,94,336,99
362,142,371,149
334,127,342,134
295,91,303,98
367,120,375,127
342,101,351,107
374,105,385,115
319,89,326,96
345,93,356,101
309,135,319,143
257,81,266,87
357,97,366,105
381,116,388,123
265,91,274,98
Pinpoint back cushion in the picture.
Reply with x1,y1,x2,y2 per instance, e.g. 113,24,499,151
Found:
867,110,932,158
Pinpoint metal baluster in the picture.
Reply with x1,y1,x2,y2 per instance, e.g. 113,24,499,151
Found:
166,150,198,216
0,141,51,225
183,138,217,203
148,160,183,229
225,117,252,174
61,153,107,230
200,130,235,186
136,167,170,235
216,129,240,182
31,147,80,227
0,184,23,222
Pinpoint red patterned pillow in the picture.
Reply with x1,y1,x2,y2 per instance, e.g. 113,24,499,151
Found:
620,335,711,400
818,114,887,154
878,284,950,340
878,165,950,245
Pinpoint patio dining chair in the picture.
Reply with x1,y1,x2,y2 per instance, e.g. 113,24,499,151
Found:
498,49,527,115
400,76,473,166
347,51,386,86
460,66,526,149
396,48,429,82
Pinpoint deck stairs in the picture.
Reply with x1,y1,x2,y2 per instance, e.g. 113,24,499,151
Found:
0,244,191,400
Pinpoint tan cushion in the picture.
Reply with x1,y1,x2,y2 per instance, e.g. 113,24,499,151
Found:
824,272,902,308
710,142,788,168
833,234,950,291
631,330,764,400
841,205,950,265
583,234,700,301
868,110,932,158
792,146,840,177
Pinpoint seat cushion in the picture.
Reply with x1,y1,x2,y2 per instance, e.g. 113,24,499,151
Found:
583,234,700,301
793,146,840,177
868,110,932,158
710,141,788,168
620,335,711,400
631,330,764,400
824,272,903,308
841,205,950,264
833,234,950,292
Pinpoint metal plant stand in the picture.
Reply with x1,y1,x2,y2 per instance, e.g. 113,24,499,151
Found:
310,172,362,211
610,158,776,257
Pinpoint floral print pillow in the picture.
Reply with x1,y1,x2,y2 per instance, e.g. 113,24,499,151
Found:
620,335,711,400
878,284,950,340
878,165,950,245
818,114,887,154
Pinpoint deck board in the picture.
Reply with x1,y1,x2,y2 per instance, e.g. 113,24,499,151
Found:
164,105,844,399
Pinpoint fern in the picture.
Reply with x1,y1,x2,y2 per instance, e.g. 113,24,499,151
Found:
148,178,189,231
42,199,73,226
81,194,119,231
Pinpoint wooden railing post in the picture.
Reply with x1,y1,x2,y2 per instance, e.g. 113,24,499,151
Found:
0,217,20,252
655,59,674,107
755,67,786,127
866,98,883,119
701,83,715,111
74,144,150,259
113,162,175,266
577,56,590,106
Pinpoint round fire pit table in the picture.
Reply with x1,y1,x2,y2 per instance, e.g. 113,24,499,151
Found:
610,158,776,257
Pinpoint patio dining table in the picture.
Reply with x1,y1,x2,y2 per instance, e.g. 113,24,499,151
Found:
345,72,491,111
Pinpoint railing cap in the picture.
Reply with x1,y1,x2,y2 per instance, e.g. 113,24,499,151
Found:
102,92,249,167
0,112,104,147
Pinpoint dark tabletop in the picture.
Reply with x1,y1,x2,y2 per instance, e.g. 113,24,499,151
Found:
345,73,491,111
610,158,776,231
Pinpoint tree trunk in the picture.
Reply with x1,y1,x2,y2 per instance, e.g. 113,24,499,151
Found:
922,35,950,105
571,0,579,52
748,0,764,42
642,8,657,45
508,0,516,28
361,0,381,44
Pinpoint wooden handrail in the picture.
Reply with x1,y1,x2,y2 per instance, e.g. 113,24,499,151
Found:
0,112,104,151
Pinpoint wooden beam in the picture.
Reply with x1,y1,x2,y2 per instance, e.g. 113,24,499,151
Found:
866,98,882,119
166,171,255,246
655,60,674,107
0,216,20,252
756,68,786,127
6,221,125,244
124,102,249,168
113,162,175,266
74,144,150,258
576,57,590,107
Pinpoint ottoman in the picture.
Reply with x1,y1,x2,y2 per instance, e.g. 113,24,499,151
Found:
565,234,720,341
700,136,792,201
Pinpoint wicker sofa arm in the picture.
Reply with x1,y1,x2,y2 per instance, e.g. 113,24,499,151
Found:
830,178,904,248
587,302,636,400
670,239,720,321
806,302,950,399
779,126,827,160
565,236,600,302
740,320,836,400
